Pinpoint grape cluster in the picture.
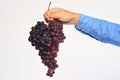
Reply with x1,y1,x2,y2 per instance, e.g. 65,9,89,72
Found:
28,20,66,77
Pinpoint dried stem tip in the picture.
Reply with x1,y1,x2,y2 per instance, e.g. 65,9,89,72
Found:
48,2,51,11
47,2,52,27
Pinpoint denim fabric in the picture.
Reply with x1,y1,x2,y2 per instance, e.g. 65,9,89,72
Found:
75,14,120,47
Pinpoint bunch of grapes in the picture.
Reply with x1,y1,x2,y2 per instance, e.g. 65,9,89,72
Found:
28,19,66,77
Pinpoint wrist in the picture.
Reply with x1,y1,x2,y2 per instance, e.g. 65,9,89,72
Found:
72,13,80,25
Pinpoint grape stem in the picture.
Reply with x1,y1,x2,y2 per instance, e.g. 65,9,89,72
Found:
47,2,52,27
48,2,51,11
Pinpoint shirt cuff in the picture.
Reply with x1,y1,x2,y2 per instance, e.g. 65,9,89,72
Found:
75,14,93,34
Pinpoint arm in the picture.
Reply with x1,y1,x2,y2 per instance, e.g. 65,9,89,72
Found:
76,14,120,47
44,7,120,47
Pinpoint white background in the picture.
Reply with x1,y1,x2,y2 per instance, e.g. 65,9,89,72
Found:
0,0,120,80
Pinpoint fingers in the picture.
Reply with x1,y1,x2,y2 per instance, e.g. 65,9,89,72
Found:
44,8,59,21
44,11,54,22
44,13,53,21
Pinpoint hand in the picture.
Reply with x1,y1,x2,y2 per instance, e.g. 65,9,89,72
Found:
44,7,80,25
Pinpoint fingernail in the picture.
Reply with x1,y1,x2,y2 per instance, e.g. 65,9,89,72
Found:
50,18,53,21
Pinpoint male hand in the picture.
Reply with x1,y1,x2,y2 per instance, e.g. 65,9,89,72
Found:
44,7,80,25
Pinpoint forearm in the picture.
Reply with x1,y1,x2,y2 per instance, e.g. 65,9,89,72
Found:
75,14,120,47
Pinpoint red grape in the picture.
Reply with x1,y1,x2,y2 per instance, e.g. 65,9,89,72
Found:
28,19,66,77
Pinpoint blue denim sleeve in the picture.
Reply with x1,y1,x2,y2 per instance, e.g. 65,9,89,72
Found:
75,14,120,47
